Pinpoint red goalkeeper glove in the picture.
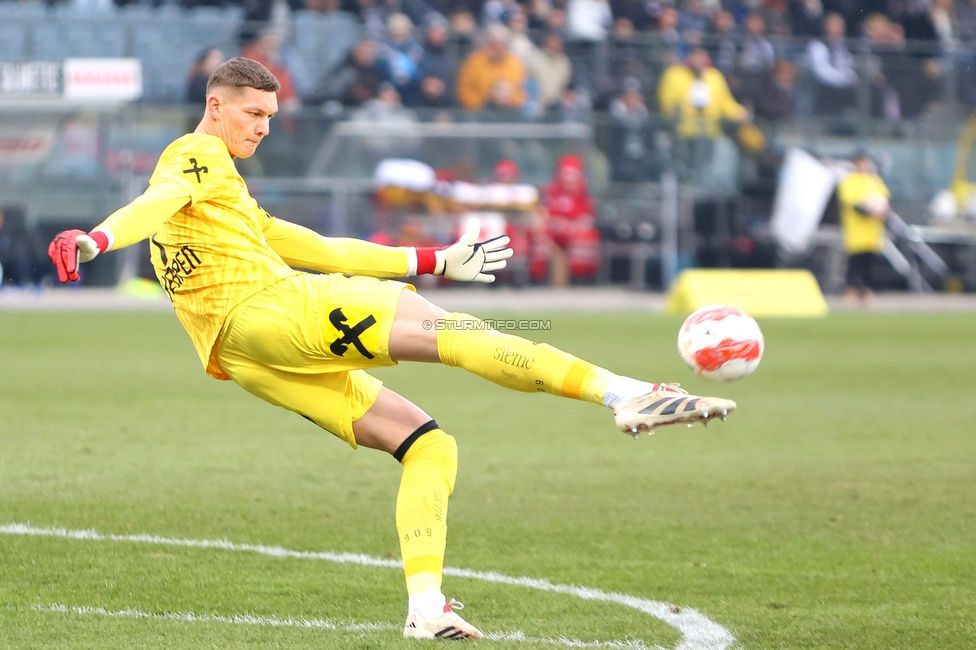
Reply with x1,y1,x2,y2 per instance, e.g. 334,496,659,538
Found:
47,229,110,283
414,218,513,283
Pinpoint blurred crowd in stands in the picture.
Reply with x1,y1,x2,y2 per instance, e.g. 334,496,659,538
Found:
174,0,957,117
2,0,973,290
170,0,968,182
4,0,970,186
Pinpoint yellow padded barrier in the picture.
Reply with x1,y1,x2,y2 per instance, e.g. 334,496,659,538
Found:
666,269,828,317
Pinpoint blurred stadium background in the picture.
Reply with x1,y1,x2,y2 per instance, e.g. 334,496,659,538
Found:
3,3,976,647
2,0,976,295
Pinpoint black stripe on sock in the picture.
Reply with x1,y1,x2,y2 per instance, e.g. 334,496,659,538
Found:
393,420,440,463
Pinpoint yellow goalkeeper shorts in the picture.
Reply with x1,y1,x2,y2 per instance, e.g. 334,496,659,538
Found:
215,272,415,448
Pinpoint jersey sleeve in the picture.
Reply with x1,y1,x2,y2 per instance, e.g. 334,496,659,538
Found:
92,178,191,250
263,217,410,277
150,139,230,206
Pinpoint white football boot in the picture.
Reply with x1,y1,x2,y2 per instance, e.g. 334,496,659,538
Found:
613,384,736,439
403,600,484,640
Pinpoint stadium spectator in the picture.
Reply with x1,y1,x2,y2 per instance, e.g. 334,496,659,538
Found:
306,38,388,108
306,0,342,12
609,0,656,32
788,0,825,39
535,154,601,286
379,12,425,106
837,151,891,303
527,31,574,112
601,17,657,109
657,48,748,180
678,0,711,44
753,59,797,123
709,10,739,78
526,0,555,29
566,0,614,42
186,48,225,105
896,0,939,42
546,5,569,32
414,12,458,108
930,0,958,50
482,0,521,24
242,32,301,113
350,81,419,129
806,12,859,115
863,12,941,119
238,0,305,47
0,205,45,289
607,76,656,182
736,12,776,105
448,7,479,38
956,0,976,103
488,158,537,286
756,0,790,37
648,5,686,69
506,7,538,63
455,23,528,111
47,56,735,642
352,0,383,39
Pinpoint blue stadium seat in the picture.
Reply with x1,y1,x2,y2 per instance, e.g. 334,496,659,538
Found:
292,10,362,86
132,19,239,102
34,18,127,60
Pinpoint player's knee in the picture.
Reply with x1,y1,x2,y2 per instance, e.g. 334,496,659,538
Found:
395,422,458,493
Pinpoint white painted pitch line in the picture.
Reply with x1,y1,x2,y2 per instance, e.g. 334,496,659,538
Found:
30,603,394,632
28,603,658,649
1,523,735,650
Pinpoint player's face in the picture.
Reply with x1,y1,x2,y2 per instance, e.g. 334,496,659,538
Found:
216,87,278,159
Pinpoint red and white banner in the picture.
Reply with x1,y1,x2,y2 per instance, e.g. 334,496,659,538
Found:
0,128,56,164
63,58,142,101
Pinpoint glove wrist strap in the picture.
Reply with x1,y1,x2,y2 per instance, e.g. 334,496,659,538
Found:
89,230,111,253
415,247,445,276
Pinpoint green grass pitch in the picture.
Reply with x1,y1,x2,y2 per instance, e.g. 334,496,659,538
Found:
1,307,974,649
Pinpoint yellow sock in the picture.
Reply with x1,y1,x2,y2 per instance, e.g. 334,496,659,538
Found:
437,312,616,405
396,426,457,596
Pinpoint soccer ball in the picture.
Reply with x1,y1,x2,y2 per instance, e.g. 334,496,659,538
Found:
677,305,764,382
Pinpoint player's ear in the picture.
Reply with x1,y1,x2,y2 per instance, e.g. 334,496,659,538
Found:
205,92,223,119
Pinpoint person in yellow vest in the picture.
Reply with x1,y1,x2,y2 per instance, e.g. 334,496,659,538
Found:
837,151,891,302
657,48,750,179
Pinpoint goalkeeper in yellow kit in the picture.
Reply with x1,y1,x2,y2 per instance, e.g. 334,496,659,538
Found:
48,57,736,640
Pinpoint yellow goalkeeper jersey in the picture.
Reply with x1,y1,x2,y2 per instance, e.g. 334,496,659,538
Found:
147,133,299,379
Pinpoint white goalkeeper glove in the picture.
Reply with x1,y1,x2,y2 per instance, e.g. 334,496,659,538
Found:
415,218,514,283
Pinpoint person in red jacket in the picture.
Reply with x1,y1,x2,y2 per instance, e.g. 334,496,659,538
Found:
532,154,601,286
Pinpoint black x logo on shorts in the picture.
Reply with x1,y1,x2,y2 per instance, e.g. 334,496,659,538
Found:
328,308,377,359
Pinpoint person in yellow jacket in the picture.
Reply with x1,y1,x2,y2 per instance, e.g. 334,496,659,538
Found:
657,48,748,139
837,151,891,301
455,23,527,111
657,48,750,180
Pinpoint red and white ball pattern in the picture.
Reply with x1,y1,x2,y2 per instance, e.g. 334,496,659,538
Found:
677,305,764,382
